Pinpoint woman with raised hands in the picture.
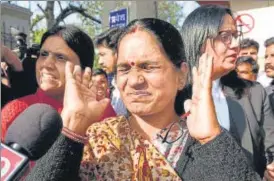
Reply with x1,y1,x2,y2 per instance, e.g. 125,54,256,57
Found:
26,18,260,181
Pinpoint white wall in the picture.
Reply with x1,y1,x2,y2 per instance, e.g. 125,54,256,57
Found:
234,6,274,70
231,0,274,12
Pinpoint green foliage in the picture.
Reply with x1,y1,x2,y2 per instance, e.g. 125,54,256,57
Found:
78,1,131,68
93,54,100,69
157,1,184,30
78,1,103,39
32,29,46,44
31,14,45,30
78,1,131,38
77,1,104,68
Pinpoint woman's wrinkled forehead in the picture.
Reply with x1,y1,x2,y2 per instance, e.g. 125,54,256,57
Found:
118,31,161,57
117,30,168,62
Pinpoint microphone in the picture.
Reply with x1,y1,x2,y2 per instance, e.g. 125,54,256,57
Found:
1,103,63,181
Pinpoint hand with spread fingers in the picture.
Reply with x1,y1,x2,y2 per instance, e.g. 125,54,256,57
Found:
184,53,221,144
61,62,110,136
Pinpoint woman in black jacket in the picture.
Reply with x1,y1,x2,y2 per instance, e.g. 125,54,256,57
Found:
181,5,274,179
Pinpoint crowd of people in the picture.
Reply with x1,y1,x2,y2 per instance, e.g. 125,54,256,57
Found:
1,4,274,181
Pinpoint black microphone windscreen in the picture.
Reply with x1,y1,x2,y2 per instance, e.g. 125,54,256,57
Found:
5,103,63,160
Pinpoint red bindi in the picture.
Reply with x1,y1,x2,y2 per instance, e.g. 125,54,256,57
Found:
130,61,135,66
129,25,143,33
130,26,139,33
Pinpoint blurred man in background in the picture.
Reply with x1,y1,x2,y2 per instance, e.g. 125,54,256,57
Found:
239,38,259,62
95,28,127,116
92,68,109,101
236,56,259,81
264,37,274,113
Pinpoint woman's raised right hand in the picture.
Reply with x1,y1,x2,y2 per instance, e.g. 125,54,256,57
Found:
61,62,110,136
184,53,221,144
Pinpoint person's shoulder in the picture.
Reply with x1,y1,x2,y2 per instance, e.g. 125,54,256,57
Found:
1,93,37,119
243,81,269,104
249,81,266,94
2,97,29,115
237,78,264,92
265,84,274,94
1,96,33,140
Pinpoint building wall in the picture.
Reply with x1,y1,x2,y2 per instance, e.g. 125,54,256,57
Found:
1,3,32,49
230,0,274,12
197,1,230,7
197,0,274,12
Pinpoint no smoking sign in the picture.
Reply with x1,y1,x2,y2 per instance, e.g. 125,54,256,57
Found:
235,13,255,34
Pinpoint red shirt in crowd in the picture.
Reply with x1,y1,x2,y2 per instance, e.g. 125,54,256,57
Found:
1,89,116,141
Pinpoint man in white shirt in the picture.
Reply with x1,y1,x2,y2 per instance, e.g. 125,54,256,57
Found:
238,38,272,86
264,37,274,112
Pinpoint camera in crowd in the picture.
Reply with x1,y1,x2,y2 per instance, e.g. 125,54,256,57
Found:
11,27,40,60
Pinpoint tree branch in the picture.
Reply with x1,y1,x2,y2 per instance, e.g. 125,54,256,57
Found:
57,1,66,24
52,4,101,28
57,1,64,12
37,4,46,16
31,15,45,32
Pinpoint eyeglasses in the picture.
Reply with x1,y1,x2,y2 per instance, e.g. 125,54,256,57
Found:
157,111,190,144
216,31,243,46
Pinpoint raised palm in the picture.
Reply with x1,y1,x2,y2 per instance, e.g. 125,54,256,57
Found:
185,53,221,144
61,62,110,135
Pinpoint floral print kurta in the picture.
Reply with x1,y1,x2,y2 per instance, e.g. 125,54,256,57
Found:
80,116,184,181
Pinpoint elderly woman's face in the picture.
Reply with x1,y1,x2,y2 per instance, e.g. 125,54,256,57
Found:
116,30,183,116
36,36,80,99
205,14,239,79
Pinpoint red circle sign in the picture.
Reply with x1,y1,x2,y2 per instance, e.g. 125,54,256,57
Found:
235,14,255,34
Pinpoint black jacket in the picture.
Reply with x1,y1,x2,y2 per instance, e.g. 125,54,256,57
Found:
180,74,274,177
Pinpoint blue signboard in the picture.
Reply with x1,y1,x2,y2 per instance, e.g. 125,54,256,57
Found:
109,8,128,28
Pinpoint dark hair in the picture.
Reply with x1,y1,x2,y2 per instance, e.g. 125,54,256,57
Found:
181,5,233,83
220,71,253,99
181,5,252,99
236,56,259,74
94,27,123,53
117,18,186,115
92,68,108,79
40,25,94,69
240,38,259,51
264,37,274,48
